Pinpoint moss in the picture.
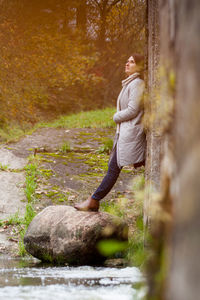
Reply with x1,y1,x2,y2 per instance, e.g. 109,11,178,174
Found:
52,194,68,204
46,191,59,198
39,168,53,178
55,255,67,265
121,169,133,174
76,140,84,145
92,137,102,141
59,141,71,153
75,146,92,152
40,157,54,163
78,172,102,178
42,252,54,263
43,153,67,158
73,154,86,160
58,198,65,202
77,132,93,136
51,185,60,190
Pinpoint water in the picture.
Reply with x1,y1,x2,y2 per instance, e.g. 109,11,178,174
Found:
0,256,146,300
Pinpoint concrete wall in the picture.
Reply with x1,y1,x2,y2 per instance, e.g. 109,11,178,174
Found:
144,0,162,227
147,0,200,299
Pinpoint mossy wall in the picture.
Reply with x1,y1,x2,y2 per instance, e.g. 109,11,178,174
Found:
146,0,200,299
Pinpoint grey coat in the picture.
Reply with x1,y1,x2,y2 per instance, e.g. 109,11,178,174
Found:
113,73,146,168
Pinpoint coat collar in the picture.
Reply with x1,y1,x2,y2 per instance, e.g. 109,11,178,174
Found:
121,72,140,87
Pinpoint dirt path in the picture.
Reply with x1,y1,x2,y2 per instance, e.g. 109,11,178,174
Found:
0,127,144,255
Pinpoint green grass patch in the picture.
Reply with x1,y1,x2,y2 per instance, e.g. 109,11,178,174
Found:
0,107,115,143
38,107,115,129
39,168,53,179
59,141,71,153
18,203,37,256
127,216,147,269
84,153,109,171
0,125,26,144
1,203,36,256
12,161,39,256
101,199,127,219
97,138,113,154
24,163,39,203
127,174,148,269
6,211,23,226
101,174,148,269
0,163,9,171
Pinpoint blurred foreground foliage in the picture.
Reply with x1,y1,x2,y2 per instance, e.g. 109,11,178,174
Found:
101,173,148,268
0,0,146,132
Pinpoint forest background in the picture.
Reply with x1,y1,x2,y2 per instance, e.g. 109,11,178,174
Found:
0,0,146,137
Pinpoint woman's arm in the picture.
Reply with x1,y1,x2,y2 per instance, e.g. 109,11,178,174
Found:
113,80,145,124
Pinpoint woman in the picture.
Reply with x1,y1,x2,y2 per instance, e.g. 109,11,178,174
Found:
75,54,146,212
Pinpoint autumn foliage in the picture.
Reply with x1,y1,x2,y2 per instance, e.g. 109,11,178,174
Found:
0,0,146,128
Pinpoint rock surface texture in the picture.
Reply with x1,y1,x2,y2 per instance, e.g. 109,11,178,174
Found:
24,205,128,265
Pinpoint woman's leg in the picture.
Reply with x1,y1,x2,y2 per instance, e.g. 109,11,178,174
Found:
92,148,122,201
74,148,122,211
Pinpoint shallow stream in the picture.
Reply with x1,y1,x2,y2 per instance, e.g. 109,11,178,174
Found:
0,256,146,300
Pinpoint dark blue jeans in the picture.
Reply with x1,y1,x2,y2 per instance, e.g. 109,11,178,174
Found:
92,148,122,201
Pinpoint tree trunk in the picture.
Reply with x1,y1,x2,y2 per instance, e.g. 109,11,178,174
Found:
76,0,87,36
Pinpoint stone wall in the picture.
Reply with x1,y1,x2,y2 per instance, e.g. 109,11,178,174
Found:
144,0,161,227
146,0,200,299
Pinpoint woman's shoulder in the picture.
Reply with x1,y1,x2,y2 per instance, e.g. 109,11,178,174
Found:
128,77,145,89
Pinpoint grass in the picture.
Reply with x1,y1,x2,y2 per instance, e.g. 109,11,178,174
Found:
0,163,9,171
0,107,147,264
97,138,113,154
127,216,147,269
0,107,116,143
127,174,148,269
101,198,127,219
0,160,39,255
38,107,116,129
17,161,39,256
6,211,23,226
0,125,26,144
18,203,36,256
17,160,39,256
59,141,71,153
24,163,39,203
3,161,39,256
100,173,148,269
0,203,36,256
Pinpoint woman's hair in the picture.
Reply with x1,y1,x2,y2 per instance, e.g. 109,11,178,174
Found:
132,53,145,79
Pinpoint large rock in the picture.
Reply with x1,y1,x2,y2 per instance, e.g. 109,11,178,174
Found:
24,205,128,265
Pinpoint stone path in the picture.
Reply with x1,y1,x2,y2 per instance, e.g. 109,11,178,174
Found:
0,147,27,253
0,148,27,219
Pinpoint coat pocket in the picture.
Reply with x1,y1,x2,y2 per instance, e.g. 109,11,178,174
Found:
119,123,144,144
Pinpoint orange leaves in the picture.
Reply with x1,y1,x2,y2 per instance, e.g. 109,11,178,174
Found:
0,20,104,126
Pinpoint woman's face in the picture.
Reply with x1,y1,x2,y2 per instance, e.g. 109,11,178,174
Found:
125,56,137,76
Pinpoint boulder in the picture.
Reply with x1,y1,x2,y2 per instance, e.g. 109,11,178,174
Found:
24,205,128,265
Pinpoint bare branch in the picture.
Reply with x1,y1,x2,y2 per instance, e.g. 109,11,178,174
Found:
107,0,122,12
89,0,101,10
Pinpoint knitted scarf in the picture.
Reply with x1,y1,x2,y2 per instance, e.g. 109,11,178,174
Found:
121,72,140,87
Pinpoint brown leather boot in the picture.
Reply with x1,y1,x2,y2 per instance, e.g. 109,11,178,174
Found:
74,196,99,212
